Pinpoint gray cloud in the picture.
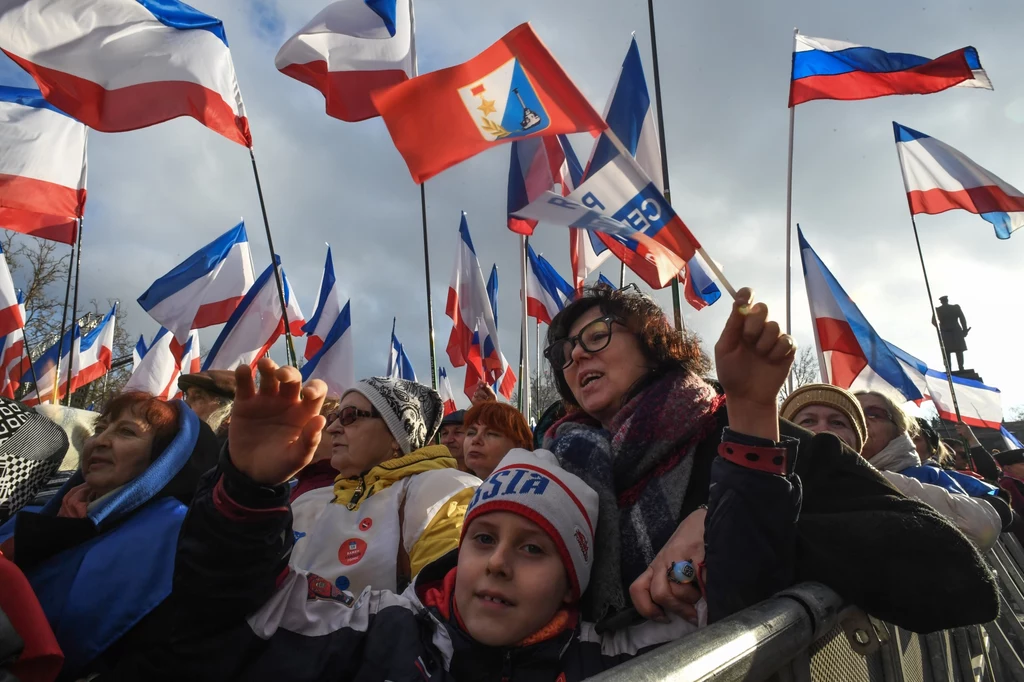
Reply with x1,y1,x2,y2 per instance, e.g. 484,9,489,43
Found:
4,0,1021,414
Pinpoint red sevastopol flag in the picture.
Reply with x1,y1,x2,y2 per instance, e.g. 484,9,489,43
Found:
371,23,606,183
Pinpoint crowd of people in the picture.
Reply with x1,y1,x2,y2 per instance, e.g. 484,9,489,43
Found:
0,285,1020,681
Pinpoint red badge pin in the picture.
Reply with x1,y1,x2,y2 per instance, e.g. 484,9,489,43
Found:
338,538,368,566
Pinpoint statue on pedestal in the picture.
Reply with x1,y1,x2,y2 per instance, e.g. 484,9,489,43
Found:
933,296,970,371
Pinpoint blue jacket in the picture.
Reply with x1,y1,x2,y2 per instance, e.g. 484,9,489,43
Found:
0,403,218,680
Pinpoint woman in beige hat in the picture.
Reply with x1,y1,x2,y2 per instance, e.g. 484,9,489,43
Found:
781,384,1002,551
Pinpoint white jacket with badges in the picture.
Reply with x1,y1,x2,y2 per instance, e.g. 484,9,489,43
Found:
290,445,480,595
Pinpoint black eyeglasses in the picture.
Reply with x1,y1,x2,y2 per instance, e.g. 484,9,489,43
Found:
544,315,622,369
328,405,380,427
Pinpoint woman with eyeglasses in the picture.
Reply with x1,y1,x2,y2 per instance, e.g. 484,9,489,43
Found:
855,391,1004,551
542,285,997,634
285,377,479,597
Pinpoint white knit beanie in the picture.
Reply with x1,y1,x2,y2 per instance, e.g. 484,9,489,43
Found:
462,449,599,600
344,377,443,455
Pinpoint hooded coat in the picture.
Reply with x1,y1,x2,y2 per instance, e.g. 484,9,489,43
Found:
0,403,219,681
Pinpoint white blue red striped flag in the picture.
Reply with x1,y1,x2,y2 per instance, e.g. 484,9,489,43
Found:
303,246,343,360
138,222,255,344
525,244,573,325
0,86,87,244
203,257,305,371
276,0,414,123
790,35,990,106
0,0,250,145
301,300,353,397
895,122,1023,239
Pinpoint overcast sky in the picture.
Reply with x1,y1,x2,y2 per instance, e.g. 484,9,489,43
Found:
1,0,1021,414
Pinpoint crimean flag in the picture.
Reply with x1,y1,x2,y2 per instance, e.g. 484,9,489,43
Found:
894,122,1024,239
0,86,87,244
275,0,414,123
372,23,606,183
0,0,251,146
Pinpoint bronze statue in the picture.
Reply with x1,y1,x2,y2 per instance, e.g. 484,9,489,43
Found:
933,296,970,371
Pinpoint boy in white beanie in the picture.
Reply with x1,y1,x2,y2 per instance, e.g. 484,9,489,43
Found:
169,361,698,681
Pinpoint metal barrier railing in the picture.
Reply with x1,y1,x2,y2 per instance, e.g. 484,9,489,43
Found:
589,535,1024,682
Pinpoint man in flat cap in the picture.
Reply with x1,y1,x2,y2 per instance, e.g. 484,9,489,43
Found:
178,370,235,436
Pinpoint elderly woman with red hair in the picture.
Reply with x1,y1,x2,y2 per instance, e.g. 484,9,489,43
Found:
461,402,533,479
0,392,219,681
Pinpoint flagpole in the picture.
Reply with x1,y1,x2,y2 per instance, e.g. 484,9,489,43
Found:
419,184,438,390
248,146,297,368
908,216,964,421
645,0,685,332
388,317,396,376
784,27,798,394
520,235,530,417
407,3,436,391
63,222,83,406
21,332,40,390
51,222,77,404
618,261,625,289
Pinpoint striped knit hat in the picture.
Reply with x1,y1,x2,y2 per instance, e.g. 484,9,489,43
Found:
462,449,599,600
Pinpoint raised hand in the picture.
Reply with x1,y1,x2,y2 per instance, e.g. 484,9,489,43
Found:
228,357,328,485
714,288,797,441
471,380,497,406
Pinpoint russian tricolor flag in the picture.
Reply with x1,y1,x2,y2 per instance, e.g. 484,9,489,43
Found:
446,213,503,383
0,0,251,146
895,122,1024,239
203,257,305,371
439,368,457,416
275,0,414,123
0,86,87,244
799,227,924,402
138,222,255,344
790,35,991,106
301,300,353,397
525,244,573,325
303,246,343,360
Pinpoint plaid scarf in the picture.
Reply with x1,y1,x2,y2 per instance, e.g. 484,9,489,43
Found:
545,371,723,623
